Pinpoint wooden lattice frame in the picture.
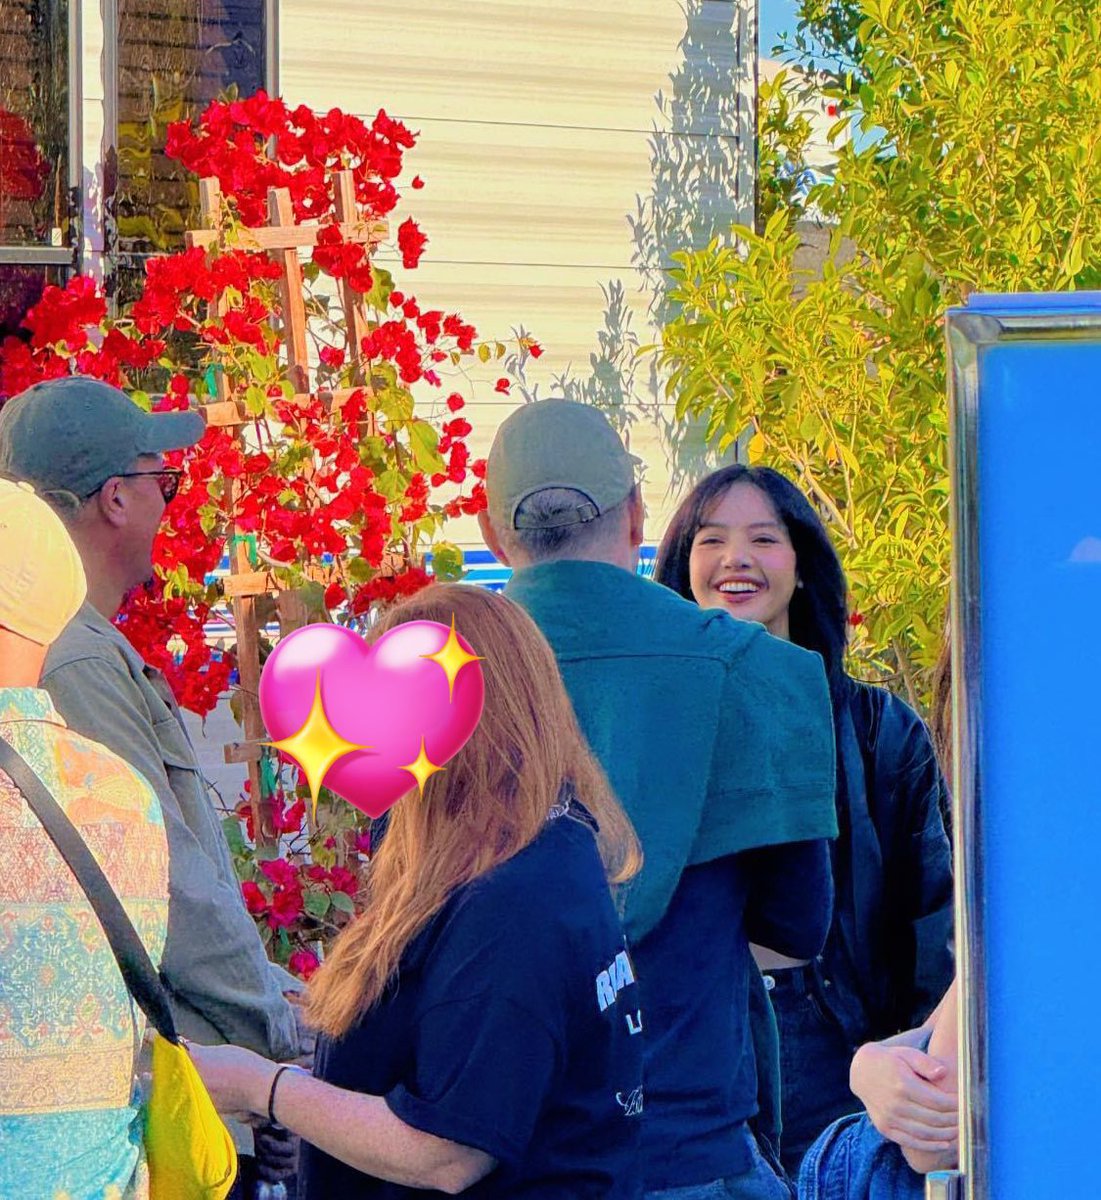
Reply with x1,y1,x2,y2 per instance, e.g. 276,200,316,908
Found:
185,172,387,844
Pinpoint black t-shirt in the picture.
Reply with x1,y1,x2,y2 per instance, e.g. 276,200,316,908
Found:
300,808,644,1199
631,856,756,1188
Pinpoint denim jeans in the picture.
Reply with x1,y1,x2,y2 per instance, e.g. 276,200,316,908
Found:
796,1113,924,1200
645,1127,793,1200
768,971,860,1177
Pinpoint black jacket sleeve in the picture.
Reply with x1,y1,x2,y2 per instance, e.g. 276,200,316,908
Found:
866,688,955,1029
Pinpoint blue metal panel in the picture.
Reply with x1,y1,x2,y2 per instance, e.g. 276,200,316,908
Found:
979,339,1101,1196
947,293,1101,1200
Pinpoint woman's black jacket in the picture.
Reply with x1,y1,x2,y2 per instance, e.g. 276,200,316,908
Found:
820,675,954,1045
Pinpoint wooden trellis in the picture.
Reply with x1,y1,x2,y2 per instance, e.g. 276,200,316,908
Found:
185,172,387,844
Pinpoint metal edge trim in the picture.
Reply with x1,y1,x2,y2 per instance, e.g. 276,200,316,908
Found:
69,0,83,269
0,247,76,265
266,0,280,97
945,308,992,1200
945,300,1101,1198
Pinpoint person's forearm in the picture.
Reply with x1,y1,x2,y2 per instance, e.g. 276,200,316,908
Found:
161,857,300,1059
270,1069,492,1193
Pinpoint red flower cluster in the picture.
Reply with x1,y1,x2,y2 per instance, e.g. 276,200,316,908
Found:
0,285,166,399
351,565,433,613
313,224,375,293
0,87,531,976
133,246,283,341
165,92,417,228
397,218,428,269
288,948,320,980
116,586,234,714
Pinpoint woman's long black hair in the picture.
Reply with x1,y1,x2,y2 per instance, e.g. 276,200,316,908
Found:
654,465,850,689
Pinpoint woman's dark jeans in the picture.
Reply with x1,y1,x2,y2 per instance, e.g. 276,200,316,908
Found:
766,968,861,1177
644,1124,794,1200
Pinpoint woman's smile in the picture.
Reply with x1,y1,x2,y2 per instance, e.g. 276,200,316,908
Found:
688,482,799,639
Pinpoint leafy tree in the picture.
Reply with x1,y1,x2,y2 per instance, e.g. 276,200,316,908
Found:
660,0,1101,704
775,0,869,80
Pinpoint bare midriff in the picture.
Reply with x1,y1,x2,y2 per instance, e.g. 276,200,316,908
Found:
751,944,811,970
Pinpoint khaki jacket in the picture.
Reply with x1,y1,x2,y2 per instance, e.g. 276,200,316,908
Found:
43,602,299,1061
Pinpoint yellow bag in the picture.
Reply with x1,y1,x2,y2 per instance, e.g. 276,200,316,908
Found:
145,1035,238,1200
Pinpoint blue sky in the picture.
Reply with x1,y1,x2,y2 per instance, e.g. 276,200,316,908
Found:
759,0,799,59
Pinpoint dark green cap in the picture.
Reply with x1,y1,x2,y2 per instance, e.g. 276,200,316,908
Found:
486,398,640,530
0,376,204,500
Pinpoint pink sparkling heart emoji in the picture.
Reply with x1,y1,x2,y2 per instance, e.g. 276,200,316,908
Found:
258,619,485,818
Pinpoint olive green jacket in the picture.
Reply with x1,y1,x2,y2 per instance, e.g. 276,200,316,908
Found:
43,603,299,1061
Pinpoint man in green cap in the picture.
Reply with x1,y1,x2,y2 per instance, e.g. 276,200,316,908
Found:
0,377,301,1068
479,398,839,1199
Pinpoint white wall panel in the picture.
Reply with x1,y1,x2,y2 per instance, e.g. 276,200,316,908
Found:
281,0,755,548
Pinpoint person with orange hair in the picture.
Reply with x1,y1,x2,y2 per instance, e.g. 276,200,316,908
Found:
192,583,646,1199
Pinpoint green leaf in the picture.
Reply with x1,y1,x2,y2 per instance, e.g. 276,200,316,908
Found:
374,468,408,501
799,412,822,441
430,540,465,581
407,420,446,473
244,384,268,416
365,265,395,310
222,815,247,856
330,890,357,914
130,389,152,412
347,555,373,582
304,891,332,919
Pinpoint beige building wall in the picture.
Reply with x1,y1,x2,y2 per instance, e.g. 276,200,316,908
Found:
281,0,757,552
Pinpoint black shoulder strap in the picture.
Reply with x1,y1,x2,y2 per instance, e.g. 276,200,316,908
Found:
0,736,179,1043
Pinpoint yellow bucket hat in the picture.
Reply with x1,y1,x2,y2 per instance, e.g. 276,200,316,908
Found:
0,477,87,645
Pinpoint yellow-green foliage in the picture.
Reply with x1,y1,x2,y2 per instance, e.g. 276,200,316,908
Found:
660,0,1101,703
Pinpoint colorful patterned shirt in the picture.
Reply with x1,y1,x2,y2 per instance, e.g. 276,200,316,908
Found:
0,688,169,1200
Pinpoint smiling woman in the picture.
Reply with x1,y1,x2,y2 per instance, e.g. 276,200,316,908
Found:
655,464,954,1175
686,480,800,640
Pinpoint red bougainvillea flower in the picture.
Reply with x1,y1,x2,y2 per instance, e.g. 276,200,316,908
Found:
23,277,107,351
288,948,320,980
397,218,428,269
261,856,301,890
494,378,511,394
848,611,865,627
242,880,269,915
328,865,358,896
268,885,306,929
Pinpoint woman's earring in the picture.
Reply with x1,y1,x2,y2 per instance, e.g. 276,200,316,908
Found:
796,580,805,589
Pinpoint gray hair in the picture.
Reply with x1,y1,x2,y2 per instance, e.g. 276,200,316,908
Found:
0,471,84,521
501,486,636,562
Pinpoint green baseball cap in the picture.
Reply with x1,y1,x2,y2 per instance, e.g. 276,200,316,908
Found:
486,398,640,530
0,376,205,500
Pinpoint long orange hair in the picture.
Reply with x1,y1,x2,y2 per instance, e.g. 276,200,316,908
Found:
305,582,642,1038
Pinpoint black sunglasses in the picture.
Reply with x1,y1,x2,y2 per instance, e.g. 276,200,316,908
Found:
86,469,183,503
